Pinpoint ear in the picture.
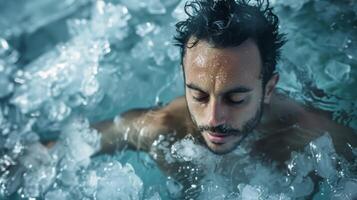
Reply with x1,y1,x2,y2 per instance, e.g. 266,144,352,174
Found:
263,73,279,104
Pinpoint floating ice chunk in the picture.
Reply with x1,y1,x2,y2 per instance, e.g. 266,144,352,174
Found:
81,75,100,97
276,0,309,10
120,0,147,11
22,165,56,198
11,82,50,113
331,179,357,200
166,176,183,198
287,152,313,177
18,143,52,169
199,174,231,200
266,193,291,200
0,72,14,98
60,117,101,167
45,101,71,122
121,0,166,14
0,38,19,64
324,60,351,82
239,184,262,200
91,1,131,40
11,1,125,115
16,143,56,198
0,38,10,56
147,192,161,200
67,18,88,37
147,0,167,15
307,133,337,179
172,0,192,21
288,176,314,198
82,161,143,200
131,37,155,61
136,22,156,37
167,46,180,61
44,189,69,200
170,136,211,163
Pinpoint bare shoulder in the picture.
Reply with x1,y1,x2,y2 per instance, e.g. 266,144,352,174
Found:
257,91,357,162
93,97,191,153
160,96,195,138
125,96,192,145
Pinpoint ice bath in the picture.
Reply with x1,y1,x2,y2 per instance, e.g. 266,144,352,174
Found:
0,0,356,199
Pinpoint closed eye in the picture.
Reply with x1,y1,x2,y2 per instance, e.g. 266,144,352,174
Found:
226,98,245,105
192,94,209,102
225,94,246,105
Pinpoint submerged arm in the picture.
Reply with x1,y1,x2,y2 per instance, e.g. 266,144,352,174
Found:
297,106,357,161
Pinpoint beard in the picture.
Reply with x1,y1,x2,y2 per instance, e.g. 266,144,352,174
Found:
189,101,264,154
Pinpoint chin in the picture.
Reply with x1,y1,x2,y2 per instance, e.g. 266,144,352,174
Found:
203,135,239,155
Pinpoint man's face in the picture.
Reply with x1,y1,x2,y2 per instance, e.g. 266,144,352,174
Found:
183,38,272,154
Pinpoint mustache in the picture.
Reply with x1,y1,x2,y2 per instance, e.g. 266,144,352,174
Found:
198,124,241,135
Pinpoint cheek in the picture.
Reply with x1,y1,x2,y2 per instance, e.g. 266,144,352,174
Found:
186,95,204,119
230,95,262,123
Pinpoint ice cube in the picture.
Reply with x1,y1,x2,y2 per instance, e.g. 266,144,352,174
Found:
172,0,191,21
166,176,183,198
60,117,101,167
167,46,180,61
0,73,14,98
324,60,351,82
120,0,147,11
240,185,262,200
44,189,70,200
46,101,71,122
83,161,143,200
147,0,167,15
331,179,357,200
308,134,337,179
288,176,314,198
135,22,156,37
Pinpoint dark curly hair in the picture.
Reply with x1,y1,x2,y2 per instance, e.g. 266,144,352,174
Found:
174,0,286,86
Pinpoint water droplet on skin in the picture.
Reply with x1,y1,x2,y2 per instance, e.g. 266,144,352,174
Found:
194,55,205,67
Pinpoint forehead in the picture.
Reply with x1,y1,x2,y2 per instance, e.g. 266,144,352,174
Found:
183,38,262,91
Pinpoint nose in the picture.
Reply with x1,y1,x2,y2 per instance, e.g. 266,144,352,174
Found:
207,98,226,127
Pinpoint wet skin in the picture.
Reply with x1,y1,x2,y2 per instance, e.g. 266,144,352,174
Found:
183,38,274,155
95,38,357,165
89,38,357,198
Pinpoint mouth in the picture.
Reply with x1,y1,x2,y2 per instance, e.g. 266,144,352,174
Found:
205,131,233,144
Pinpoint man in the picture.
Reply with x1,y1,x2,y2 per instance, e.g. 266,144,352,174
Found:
93,0,356,196
95,0,356,162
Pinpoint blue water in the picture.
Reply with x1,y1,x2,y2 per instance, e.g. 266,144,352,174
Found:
0,0,356,199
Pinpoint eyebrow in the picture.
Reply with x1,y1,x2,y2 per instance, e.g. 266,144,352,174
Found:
186,83,253,94
186,83,207,93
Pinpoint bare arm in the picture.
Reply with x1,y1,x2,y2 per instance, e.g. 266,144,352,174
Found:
92,96,192,155
92,107,171,154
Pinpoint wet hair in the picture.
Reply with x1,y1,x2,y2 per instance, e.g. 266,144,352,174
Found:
174,0,287,86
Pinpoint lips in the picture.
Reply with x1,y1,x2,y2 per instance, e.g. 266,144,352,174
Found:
206,132,231,144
